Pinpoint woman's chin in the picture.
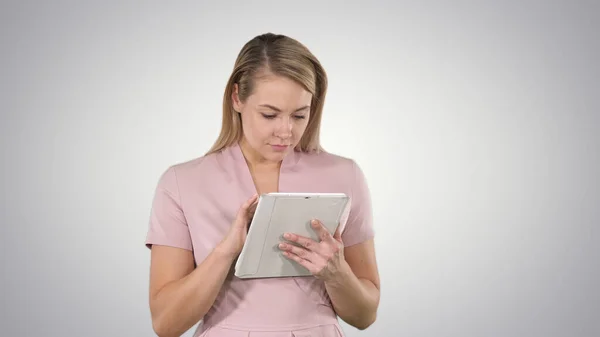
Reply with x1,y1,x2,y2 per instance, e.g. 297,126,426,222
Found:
262,147,289,161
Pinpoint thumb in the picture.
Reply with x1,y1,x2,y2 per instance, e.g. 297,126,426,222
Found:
333,224,343,242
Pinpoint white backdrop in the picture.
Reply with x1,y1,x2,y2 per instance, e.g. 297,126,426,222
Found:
1,1,599,336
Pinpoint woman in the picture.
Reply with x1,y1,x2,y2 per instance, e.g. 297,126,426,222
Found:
145,33,380,337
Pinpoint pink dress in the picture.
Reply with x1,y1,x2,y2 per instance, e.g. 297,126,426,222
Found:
145,143,375,337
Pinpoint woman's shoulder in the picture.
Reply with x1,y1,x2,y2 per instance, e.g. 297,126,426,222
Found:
155,150,224,187
300,149,371,190
299,148,360,171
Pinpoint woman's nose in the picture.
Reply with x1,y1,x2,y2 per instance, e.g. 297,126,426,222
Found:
275,117,293,138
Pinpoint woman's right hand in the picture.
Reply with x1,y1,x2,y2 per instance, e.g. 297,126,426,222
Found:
215,193,259,258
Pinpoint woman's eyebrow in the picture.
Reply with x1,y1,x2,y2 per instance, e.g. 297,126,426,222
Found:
258,104,310,112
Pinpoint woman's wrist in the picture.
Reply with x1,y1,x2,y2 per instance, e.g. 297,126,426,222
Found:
323,260,353,288
213,242,241,262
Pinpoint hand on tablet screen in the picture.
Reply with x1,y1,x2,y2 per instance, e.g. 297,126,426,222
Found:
278,219,348,283
215,194,259,258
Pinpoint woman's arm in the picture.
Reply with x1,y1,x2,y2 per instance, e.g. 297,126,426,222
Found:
148,193,258,337
148,244,236,337
323,239,380,330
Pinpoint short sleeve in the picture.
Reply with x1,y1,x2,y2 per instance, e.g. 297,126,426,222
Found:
341,160,375,247
145,166,193,251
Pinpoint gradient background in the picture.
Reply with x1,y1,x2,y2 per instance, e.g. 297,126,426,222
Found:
1,1,599,336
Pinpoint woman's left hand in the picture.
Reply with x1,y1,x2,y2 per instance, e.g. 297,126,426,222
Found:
278,219,348,283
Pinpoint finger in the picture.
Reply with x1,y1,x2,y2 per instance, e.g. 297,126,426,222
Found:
244,194,259,208
310,219,335,244
278,242,321,264
283,232,321,253
281,250,319,274
235,194,258,227
333,224,343,242
240,194,258,214
247,197,259,215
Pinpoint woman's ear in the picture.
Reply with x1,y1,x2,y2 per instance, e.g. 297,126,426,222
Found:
232,83,243,113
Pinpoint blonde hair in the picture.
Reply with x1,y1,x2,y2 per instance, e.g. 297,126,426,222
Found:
205,33,328,155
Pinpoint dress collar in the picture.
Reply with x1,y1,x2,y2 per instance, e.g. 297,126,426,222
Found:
228,142,299,172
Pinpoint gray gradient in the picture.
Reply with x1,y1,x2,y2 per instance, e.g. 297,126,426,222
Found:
1,1,599,336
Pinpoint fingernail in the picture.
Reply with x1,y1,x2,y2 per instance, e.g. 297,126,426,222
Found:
283,233,291,239
312,219,319,226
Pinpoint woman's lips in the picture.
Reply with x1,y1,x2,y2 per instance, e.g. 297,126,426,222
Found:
270,144,289,151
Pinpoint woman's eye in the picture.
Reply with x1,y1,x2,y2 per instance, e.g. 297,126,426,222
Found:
261,113,305,120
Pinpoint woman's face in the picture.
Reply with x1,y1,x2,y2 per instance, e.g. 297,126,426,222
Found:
233,74,312,165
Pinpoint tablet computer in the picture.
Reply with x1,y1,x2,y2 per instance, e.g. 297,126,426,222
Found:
234,192,350,279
